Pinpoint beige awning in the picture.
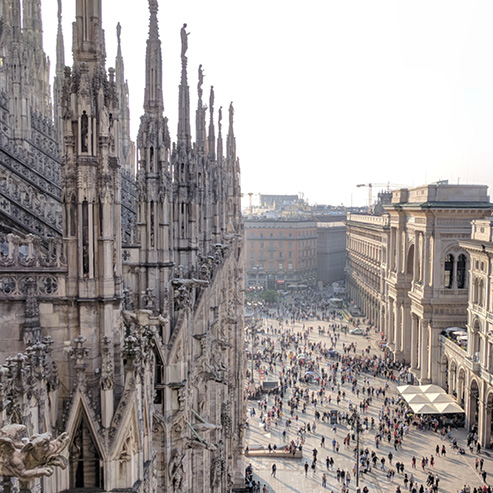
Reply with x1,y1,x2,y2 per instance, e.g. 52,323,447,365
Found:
398,384,464,414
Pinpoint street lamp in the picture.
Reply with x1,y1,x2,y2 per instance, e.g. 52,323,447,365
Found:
348,408,363,490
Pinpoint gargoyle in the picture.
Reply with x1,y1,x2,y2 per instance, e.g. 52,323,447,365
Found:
0,424,69,480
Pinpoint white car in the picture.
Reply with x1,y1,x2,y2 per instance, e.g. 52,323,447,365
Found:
349,327,364,335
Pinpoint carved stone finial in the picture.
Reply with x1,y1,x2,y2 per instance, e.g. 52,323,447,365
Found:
117,22,122,46
0,424,69,480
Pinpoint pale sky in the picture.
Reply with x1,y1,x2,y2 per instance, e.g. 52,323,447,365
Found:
40,0,493,208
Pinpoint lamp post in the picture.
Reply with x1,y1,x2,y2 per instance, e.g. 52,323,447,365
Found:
348,408,363,490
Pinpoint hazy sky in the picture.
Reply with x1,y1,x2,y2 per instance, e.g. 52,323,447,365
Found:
40,0,493,207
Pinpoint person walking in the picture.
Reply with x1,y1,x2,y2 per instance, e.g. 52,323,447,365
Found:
304,461,309,477
322,472,327,488
271,463,276,478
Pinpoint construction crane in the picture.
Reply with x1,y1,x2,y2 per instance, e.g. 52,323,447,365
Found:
356,183,404,211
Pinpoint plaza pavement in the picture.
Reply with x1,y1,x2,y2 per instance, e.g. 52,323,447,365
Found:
245,315,491,493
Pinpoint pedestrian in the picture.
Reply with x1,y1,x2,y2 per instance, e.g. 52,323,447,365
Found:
482,470,487,483
263,484,267,493
475,458,479,471
271,463,276,478
480,458,484,471
304,461,309,477
441,445,446,457
322,472,327,488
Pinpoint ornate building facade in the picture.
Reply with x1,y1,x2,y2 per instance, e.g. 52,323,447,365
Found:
0,0,245,491
346,183,493,445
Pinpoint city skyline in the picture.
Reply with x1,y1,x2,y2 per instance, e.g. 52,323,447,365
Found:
42,0,493,207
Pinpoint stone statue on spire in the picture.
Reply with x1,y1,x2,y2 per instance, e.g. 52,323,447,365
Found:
57,0,62,23
218,106,222,133
117,22,121,45
181,23,189,60
198,64,204,99
209,86,215,115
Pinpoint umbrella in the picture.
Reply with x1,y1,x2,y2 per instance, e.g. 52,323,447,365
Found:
419,384,446,394
427,393,453,404
405,393,431,404
397,385,422,395
434,402,464,414
411,403,439,414
305,371,319,377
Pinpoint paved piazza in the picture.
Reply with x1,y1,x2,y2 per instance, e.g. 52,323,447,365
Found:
245,311,493,493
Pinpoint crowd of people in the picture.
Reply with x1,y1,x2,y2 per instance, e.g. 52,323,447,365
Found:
244,291,490,493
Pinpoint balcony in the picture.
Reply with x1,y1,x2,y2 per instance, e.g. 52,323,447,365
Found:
439,335,480,374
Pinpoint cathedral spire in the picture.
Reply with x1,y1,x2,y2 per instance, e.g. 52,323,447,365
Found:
208,85,216,161
177,23,191,149
23,0,43,48
73,0,105,67
53,0,65,142
143,0,164,115
227,102,236,161
11,0,21,41
56,0,65,73
195,65,206,155
116,22,135,173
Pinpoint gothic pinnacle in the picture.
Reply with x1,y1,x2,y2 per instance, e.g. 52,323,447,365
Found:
143,0,164,113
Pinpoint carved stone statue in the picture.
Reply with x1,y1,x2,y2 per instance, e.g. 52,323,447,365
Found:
180,23,189,60
0,424,69,480
198,65,204,99
168,448,185,492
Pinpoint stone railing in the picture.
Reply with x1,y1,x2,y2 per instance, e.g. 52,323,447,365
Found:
0,234,67,300
346,213,390,227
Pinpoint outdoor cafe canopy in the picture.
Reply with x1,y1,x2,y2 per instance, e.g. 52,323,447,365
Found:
397,385,465,415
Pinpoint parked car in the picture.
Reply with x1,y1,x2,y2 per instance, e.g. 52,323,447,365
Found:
349,327,364,335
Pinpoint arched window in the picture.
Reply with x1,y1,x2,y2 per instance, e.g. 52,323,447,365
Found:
444,254,454,289
406,244,414,276
457,254,467,289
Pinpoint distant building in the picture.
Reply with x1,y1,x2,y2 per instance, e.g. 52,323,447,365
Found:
259,194,300,208
317,221,346,285
244,218,318,289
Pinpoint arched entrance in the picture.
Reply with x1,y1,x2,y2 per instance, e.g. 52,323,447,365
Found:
486,392,493,449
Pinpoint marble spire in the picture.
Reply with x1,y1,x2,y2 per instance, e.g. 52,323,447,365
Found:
177,23,191,149
143,0,164,114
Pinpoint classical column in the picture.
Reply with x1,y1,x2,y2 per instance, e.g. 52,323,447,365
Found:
395,302,402,357
411,314,418,370
423,233,431,286
388,299,394,345
420,320,429,383
413,232,419,282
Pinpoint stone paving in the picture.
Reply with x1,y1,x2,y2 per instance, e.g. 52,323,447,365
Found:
245,315,492,493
